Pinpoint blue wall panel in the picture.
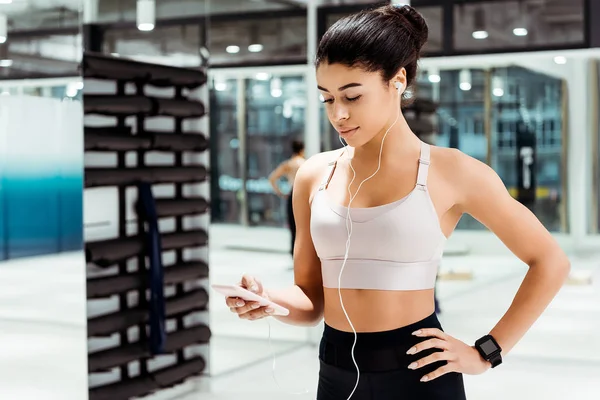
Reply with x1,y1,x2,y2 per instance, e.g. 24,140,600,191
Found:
0,95,83,261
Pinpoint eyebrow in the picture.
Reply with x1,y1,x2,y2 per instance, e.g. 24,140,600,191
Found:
317,83,362,92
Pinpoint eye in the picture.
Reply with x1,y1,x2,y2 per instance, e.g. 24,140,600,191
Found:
321,98,333,104
346,95,361,102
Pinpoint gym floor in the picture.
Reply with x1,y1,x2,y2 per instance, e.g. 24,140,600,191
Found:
0,225,598,400
200,225,600,400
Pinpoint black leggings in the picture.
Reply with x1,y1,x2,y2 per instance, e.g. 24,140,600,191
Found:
287,188,296,256
317,313,467,400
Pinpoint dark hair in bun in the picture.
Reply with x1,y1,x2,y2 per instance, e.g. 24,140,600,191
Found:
315,4,429,97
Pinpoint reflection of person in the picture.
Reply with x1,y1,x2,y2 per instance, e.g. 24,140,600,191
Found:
227,5,570,399
268,140,305,256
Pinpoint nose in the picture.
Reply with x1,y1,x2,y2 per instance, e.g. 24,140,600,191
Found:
331,103,349,122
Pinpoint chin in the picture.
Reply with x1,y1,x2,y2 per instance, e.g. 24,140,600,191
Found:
342,133,372,149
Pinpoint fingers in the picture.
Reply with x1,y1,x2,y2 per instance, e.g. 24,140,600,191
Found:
227,298,274,320
241,274,262,294
225,297,246,308
406,338,449,355
239,306,275,320
408,350,455,371
227,298,259,313
412,328,447,340
420,363,456,383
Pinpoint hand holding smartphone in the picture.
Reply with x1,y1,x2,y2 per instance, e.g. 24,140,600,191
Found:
213,276,289,318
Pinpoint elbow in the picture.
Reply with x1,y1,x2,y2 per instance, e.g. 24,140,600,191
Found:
307,311,324,327
532,250,571,283
554,250,571,279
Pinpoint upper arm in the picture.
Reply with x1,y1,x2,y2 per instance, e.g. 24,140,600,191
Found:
291,158,324,311
454,152,564,267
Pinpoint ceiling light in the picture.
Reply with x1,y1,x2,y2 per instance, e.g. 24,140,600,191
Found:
472,8,487,40
248,44,263,53
0,0,12,4
554,56,567,65
255,72,270,81
472,30,488,39
226,45,240,54
513,28,528,36
0,59,12,67
271,77,282,98
428,68,440,83
459,69,471,91
136,0,155,32
492,76,504,97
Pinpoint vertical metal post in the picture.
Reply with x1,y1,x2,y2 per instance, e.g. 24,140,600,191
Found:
567,58,591,245
589,60,598,234
237,76,249,226
305,1,320,157
484,69,493,167
561,78,570,234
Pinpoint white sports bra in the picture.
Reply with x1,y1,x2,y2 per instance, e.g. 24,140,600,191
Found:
309,142,445,291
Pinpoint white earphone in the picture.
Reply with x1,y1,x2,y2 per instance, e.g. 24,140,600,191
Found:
336,82,402,399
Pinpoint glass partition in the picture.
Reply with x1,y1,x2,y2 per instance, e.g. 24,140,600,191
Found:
490,66,565,232
246,75,306,226
211,77,242,224
0,2,86,397
211,72,306,227
417,65,566,232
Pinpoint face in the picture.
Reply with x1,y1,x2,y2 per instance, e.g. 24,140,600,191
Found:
316,63,404,148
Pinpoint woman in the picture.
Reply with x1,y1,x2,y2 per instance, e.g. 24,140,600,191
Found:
226,5,570,399
268,139,306,256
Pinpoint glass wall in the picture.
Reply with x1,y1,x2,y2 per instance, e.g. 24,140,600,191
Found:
490,66,565,232
211,72,306,227
211,78,241,224
416,66,566,232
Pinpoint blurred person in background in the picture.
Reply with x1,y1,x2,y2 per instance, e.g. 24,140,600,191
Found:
269,139,306,257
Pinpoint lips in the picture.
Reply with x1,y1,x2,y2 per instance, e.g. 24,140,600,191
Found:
338,127,359,135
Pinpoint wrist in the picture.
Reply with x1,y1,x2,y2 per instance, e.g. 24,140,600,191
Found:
472,346,492,370
474,334,503,369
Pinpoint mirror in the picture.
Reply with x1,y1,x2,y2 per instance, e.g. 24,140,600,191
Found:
0,1,87,399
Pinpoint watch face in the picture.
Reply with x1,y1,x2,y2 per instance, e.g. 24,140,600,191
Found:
480,340,498,355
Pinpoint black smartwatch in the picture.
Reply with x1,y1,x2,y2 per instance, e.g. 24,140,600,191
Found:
474,335,502,368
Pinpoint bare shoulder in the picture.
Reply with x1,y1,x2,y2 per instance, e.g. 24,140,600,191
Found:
430,145,507,210
294,149,344,203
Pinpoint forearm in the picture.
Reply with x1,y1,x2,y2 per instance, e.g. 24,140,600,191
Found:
269,179,284,196
267,285,324,326
489,252,570,356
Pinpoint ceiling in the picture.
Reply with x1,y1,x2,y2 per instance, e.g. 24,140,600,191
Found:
0,0,589,79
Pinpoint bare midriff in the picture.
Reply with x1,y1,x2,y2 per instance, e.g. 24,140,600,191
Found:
323,287,435,332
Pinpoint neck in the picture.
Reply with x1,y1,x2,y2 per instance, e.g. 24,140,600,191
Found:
352,112,421,163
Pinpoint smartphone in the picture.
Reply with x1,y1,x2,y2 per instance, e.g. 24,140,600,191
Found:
211,284,290,316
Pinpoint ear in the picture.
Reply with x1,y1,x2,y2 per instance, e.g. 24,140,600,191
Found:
392,67,408,92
